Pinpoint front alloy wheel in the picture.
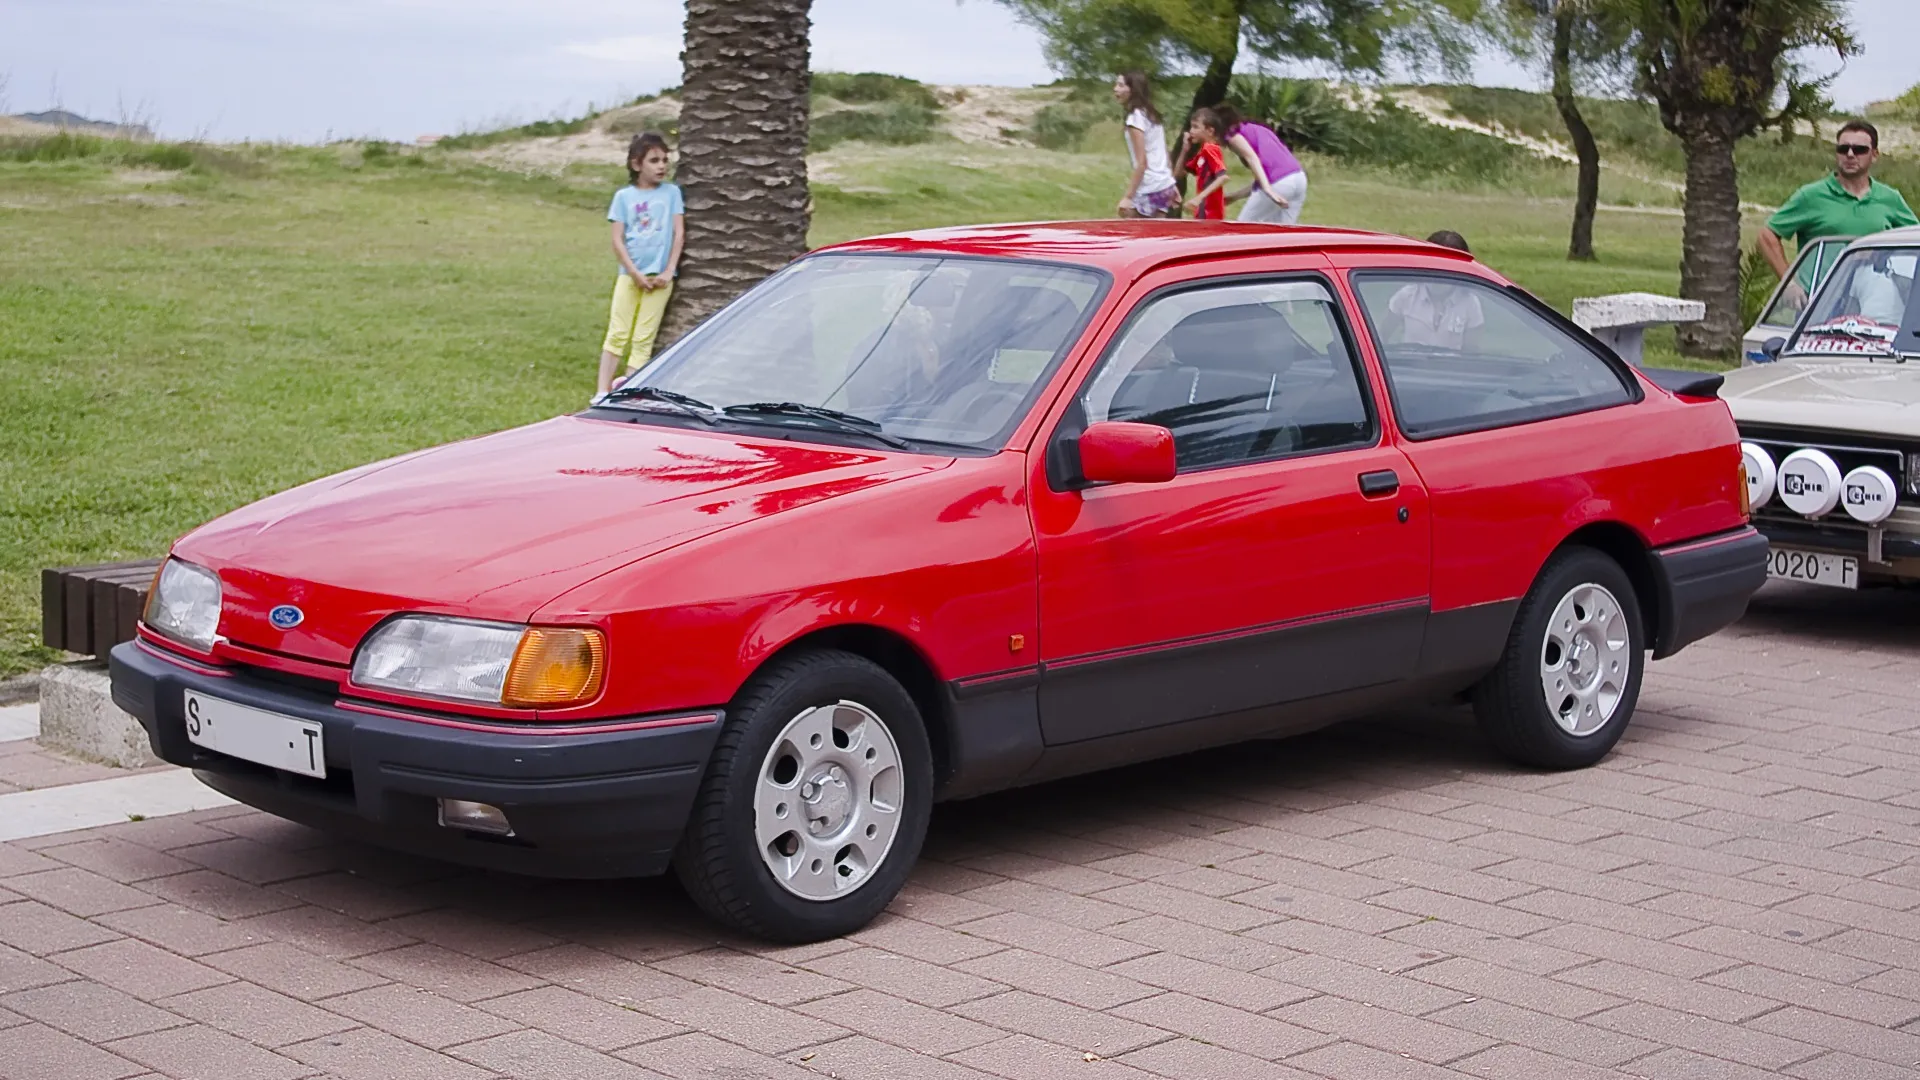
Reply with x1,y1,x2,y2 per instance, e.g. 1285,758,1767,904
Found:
675,650,932,942
754,700,905,899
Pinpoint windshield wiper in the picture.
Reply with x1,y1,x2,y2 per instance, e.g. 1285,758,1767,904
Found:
723,401,911,449
593,385,719,424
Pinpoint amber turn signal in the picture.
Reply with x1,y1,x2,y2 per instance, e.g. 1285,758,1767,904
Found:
502,627,607,707
1737,462,1751,518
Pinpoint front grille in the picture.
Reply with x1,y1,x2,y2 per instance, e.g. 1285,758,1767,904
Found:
233,663,342,703
1739,423,1912,509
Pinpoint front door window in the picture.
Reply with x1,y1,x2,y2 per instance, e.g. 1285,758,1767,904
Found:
1072,279,1375,469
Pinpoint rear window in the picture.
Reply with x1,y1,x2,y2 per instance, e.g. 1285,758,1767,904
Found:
1352,272,1634,439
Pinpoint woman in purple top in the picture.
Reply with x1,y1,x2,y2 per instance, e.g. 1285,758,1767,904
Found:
1212,104,1307,225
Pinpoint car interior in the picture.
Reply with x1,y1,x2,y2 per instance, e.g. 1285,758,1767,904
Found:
1102,301,1372,469
1357,277,1632,436
859,281,1090,444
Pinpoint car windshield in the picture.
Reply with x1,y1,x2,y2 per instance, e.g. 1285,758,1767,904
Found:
604,253,1105,450
1786,246,1920,360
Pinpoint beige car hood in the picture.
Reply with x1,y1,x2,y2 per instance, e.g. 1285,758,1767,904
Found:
1722,361,1920,439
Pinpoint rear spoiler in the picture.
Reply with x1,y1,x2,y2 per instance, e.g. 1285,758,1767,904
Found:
1640,367,1724,399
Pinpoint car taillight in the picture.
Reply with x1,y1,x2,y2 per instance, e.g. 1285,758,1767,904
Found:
1738,462,1751,517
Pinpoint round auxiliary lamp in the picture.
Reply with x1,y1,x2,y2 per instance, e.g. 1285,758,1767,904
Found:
1775,448,1842,518
1740,443,1776,510
1839,464,1897,525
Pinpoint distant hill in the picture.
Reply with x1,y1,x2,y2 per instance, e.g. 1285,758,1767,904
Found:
9,110,152,139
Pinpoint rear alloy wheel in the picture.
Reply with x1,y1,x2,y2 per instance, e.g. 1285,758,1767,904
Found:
674,650,931,942
1474,548,1644,769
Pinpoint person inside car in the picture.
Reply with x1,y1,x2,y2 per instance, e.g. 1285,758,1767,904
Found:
1384,231,1485,351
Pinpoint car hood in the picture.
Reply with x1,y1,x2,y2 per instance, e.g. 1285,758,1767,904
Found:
1722,361,1920,439
178,416,944,665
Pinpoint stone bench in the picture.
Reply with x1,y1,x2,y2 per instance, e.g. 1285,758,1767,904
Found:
1571,293,1705,367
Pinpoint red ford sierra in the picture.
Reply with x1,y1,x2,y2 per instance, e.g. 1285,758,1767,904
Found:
112,221,1767,941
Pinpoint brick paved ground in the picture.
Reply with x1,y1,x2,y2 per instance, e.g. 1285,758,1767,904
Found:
0,737,165,795
3,581,1918,1079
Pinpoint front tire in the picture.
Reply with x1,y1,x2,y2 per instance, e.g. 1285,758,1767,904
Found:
674,650,932,942
1474,547,1644,769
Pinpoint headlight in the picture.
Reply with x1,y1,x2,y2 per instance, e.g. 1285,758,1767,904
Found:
143,559,223,651
352,616,605,708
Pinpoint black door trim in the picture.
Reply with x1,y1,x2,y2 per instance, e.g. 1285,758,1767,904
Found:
1036,598,1429,746
1040,596,1426,673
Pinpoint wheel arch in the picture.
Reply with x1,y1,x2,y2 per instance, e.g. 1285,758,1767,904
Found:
1554,521,1663,647
751,623,955,789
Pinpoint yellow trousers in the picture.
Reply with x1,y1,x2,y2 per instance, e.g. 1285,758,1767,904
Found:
601,275,674,371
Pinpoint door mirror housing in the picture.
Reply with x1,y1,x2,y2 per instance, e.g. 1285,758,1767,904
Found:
1077,421,1177,485
1761,336,1786,363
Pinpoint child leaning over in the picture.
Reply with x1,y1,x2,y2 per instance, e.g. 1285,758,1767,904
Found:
595,133,685,401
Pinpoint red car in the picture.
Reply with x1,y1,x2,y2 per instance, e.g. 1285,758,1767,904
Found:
111,221,1766,942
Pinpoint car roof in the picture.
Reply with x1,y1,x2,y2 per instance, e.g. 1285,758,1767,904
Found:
817,219,1477,279
1843,225,1920,250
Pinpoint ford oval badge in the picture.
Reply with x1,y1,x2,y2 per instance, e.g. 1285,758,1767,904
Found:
268,605,304,630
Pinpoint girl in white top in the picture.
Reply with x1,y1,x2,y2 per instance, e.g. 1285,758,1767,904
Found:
1113,72,1178,218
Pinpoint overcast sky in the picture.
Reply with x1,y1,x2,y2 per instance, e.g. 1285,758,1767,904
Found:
3,0,1913,143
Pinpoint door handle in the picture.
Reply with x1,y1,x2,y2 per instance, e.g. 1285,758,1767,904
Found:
1358,469,1399,497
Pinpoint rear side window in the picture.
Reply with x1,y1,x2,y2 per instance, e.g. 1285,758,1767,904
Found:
1075,279,1375,471
1353,272,1634,439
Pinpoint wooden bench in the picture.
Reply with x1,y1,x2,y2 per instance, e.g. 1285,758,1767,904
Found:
1571,293,1706,367
41,559,163,659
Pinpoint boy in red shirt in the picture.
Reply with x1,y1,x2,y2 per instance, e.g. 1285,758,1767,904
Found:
1182,109,1229,220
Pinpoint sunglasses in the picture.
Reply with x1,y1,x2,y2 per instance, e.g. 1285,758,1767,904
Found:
1836,144,1874,156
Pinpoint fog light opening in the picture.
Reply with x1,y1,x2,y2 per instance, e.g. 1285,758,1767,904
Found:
438,799,514,836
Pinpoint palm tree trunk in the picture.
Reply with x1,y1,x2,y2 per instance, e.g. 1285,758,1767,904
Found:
658,0,814,347
1551,6,1598,262
1675,125,1743,357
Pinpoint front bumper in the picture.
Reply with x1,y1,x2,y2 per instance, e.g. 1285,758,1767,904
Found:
109,640,722,878
1649,527,1770,659
1752,516,1920,566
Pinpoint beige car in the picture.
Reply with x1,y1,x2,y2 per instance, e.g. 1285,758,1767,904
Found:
1723,226,1920,589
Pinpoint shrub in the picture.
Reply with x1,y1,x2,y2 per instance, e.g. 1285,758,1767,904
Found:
1867,84,1920,122
436,116,593,151
1225,76,1355,154
1026,99,1109,151
810,102,939,151
0,131,215,172
1739,244,1779,330
811,72,940,110
1346,99,1537,185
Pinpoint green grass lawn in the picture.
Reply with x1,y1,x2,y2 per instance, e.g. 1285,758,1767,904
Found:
0,136,1742,676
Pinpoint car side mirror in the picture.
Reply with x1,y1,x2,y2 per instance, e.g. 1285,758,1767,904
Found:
1077,421,1176,485
1761,336,1786,363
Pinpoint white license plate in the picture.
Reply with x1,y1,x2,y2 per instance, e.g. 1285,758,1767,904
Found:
1767,547,1859,590
183,691,326,778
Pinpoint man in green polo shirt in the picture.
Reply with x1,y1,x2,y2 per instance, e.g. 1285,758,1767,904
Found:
1759,120,1918,303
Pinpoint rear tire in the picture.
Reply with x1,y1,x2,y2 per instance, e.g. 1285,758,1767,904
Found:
674,650,932,943
1473,547,1644,769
